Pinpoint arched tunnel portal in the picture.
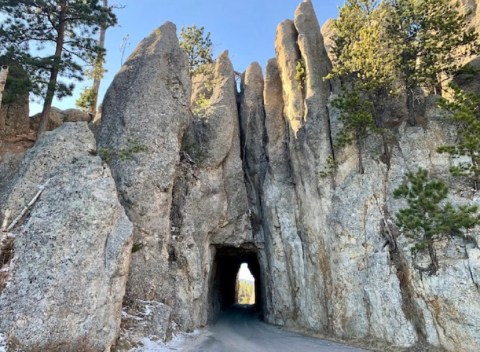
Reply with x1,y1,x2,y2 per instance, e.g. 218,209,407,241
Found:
209,244,265,321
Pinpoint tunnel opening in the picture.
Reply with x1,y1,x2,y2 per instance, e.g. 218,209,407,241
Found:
209,245,265,321
235,263,255,305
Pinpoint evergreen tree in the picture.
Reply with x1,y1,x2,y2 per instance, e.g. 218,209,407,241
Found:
179,25,213,76
332,87,380,174
386,0,480,125
0,0,117,136
328,0,396,91
438,85,480,190
394,169,479,273
327,0,394,173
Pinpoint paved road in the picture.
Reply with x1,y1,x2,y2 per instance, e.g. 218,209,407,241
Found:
178,305,370,352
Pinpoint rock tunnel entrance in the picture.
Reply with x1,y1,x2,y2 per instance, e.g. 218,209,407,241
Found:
209,245,265,320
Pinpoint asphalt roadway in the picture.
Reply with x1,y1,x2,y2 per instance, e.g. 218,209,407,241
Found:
178,305,370,352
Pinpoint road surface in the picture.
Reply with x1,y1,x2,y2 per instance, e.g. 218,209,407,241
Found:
176,305,370,352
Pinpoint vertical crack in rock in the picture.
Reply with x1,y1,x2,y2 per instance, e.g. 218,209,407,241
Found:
239,62,268,243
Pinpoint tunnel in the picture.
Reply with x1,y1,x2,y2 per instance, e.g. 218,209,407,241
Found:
209,245,265,321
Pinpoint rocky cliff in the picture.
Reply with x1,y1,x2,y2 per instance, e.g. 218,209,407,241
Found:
0,1,479,351
0,123,133,351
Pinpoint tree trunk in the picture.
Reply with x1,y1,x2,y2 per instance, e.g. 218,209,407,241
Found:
37,4,67,137
0,65,8,109
427,242,438,274
90,0,108,117
407,87,415,126
357,134,365,174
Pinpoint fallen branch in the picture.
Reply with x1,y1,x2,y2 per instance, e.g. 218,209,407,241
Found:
6,180,50,232
0,210,11,232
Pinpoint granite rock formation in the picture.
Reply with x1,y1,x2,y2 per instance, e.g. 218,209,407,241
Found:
0,1,479,351
0,123,133,351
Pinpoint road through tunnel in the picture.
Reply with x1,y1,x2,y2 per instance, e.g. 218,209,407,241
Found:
209,245,265,321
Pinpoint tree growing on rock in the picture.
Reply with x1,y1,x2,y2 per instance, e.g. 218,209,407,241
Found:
328,0,396,91
329,0,480,129
179,25,213,76
394,169,479,273
0,0,117,136
331,88,380,174
385,0,480,125
438,85,480,190
327,0,394,173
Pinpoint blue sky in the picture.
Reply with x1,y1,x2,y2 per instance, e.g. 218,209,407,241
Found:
31,0,344,114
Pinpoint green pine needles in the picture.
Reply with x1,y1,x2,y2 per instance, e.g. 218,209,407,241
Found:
179,25,213,76
332,88,382,174
394,169,479,273
438,85,480,190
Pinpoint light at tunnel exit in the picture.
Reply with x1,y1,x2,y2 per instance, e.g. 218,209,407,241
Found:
236,263,255,305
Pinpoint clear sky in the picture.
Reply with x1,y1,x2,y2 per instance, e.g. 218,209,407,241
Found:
31,0,344,114
238,263,254,282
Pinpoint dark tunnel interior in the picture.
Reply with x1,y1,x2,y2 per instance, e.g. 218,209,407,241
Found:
209,245,264,321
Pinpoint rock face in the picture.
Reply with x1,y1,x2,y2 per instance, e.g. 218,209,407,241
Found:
97,21,193,338
98,18,256,341
99,2,479,350
1,1,479,351
0,91,29,137
252,1,480,351
0,123,133,351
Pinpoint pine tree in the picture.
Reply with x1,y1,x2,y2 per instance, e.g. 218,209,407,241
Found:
394,169,479,273
328,0,396,91
386,0,480,125
327,0,394,173
179,26,213,76
0,0,117,136
332,87,380,174
438,85,480,190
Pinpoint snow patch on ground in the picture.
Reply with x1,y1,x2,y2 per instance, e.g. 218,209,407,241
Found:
130,329,203,352
0,333,7,352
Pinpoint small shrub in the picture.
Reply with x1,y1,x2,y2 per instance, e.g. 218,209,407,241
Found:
182,140,206,164
98,139,147,163
192,92,211,117
294,59,306,90
118,139,148,161
318,156,338,178
131,242,144,253
98,147,111,162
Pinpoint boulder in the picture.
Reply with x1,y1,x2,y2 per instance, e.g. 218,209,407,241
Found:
29,107,64,131
0,122,133,351
63,108,92,123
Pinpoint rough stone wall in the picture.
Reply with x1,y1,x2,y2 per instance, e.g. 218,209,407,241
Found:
252,1,480,351
0,92,29,137
0,1,478,350
103,3,480,350
98,23,255,343
0,123,133,351
171,50,254,325
97,22,193,337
